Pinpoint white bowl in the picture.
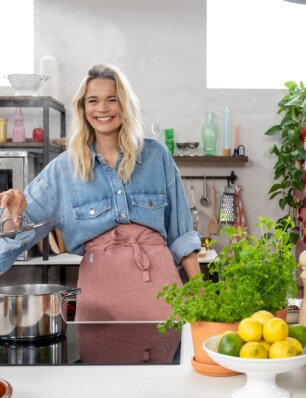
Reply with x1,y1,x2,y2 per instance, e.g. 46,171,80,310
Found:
203,335,306,398
287,298,302,324
5,74,50,96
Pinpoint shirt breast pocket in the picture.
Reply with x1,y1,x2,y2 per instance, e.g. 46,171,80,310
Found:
130,193,167,229
72,197,112,239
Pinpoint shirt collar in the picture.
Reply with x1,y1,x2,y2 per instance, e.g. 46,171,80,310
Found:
90,144,142,169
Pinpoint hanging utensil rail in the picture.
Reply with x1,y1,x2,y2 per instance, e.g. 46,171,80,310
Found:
181,171,237,185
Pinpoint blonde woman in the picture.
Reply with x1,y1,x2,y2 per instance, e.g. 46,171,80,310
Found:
0,64,201,321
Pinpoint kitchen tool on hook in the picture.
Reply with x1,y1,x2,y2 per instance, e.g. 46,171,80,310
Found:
219,183,236,223
200,176,210,207
0,215,51,238
189,178,199,231
208,179,219,235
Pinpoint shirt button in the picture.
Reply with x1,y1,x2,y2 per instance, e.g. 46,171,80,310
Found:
117,189,122,195
119,212,126,218
105,167,111,172
89,208,95,216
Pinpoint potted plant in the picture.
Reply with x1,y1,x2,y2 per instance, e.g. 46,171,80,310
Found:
265,81,306,243
157,216,299,376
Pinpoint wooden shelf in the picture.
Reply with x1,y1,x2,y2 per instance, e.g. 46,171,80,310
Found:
173,155,248,163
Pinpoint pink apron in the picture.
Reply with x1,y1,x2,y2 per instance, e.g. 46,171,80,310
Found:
75,224,182,321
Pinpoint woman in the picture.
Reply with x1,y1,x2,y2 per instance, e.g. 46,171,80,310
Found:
0,64,201,321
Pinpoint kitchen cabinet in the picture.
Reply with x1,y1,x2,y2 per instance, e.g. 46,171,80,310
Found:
0,96,66,166
0,96,66,263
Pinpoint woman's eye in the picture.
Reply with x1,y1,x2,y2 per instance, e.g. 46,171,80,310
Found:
109,97,117,103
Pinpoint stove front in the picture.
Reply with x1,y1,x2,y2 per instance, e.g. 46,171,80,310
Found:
0,322,181,366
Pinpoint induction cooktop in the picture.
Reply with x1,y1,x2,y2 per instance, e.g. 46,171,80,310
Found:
0,322,181,366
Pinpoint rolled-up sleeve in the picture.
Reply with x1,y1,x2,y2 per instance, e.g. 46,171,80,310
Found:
164,155,201,265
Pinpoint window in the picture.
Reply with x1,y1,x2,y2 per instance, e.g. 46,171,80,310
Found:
0,0,34,86
207,0,306,89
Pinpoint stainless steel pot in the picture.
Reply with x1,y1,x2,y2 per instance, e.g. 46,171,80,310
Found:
0,284,81,340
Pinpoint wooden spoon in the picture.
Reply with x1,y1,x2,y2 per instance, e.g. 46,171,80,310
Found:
208,185,219,235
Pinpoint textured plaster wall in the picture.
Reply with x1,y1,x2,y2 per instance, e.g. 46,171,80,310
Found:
2,0,287,239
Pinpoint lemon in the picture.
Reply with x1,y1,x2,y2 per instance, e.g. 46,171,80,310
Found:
286,337,304,355
240,342,268,359
262,317,288,343
251,310,274,325
218,332,245,357
238,318,263,342
269,340,297,358
288,324,306,347
259,339,271,352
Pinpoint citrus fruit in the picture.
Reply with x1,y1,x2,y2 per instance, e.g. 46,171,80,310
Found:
218,330,233,345
251,310,274,325
218,332,245,357
238,318,262,342
286,337,304,355
269,340,297,358
262,317,288,343
239,342,268,359
288,324,306,347
259,339,271,352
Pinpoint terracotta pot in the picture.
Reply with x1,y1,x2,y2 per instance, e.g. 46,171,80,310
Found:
190,321,239,377
275,308,288,321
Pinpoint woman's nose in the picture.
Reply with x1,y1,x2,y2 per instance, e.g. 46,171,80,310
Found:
97,101,109,112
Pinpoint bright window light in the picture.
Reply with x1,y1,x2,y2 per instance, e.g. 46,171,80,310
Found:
0,0,34,86
207,0,306,89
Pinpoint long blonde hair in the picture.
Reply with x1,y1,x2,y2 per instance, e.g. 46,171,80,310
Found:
67,64,144,183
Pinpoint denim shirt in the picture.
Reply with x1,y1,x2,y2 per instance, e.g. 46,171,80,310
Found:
0,138,201,273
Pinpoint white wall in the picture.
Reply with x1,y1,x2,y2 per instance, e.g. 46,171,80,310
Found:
2,0,286,239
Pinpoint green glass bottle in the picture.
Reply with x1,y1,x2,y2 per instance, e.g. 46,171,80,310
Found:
202,112,218,156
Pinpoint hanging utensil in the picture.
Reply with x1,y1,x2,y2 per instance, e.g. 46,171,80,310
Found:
208,181,219,235
200,176,210,207
219,183,236,223
189,178,199,231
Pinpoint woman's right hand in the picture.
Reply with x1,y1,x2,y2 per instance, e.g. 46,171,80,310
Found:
0,189,27,224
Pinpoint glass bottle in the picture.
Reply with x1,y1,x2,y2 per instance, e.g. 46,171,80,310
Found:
201,112,218,156
12,108,26,143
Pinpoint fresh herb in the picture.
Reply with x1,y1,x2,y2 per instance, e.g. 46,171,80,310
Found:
157,216,299,333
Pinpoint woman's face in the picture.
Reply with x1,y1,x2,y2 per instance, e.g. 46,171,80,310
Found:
84,78,122,138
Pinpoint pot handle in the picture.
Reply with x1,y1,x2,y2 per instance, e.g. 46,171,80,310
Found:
61,287,81,300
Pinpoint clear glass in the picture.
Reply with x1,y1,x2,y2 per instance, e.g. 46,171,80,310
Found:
201,112,218,156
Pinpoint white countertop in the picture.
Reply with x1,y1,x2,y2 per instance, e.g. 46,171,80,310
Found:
1,324,306,398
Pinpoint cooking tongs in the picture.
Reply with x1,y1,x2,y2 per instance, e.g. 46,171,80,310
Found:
0,215,51,238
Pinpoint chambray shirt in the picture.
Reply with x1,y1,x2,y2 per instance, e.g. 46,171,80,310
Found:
0,138,201,273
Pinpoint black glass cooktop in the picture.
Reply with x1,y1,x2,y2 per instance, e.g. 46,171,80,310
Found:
0,322,181,366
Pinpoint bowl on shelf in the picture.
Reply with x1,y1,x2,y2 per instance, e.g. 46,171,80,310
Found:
5,74,50,96
203,334,306,398
186,142,200,156
287,298,302,324
175,142,188,156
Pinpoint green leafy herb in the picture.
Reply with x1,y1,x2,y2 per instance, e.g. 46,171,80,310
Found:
157,216,299,333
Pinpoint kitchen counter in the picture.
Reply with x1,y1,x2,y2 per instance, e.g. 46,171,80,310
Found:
0,324,306,398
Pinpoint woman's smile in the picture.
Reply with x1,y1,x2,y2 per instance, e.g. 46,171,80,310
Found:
85,78,122,136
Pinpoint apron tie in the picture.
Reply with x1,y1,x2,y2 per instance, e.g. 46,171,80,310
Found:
103,228,151,282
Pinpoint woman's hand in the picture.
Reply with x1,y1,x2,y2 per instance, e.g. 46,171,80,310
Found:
0,189,27,224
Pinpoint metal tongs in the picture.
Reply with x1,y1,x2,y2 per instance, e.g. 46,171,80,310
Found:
0,215,51,239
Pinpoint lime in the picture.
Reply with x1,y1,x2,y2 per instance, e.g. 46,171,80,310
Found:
288,324,306,347
269,340,297,358
238,318,263,342
218,332,245,357
262,317,288,343
251,310,274,325
240,342,268,359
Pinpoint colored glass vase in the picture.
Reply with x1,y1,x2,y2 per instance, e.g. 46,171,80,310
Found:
202,112,218,156
12,108,26,143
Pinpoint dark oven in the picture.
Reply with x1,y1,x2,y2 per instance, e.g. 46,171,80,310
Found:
0,150,43,260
